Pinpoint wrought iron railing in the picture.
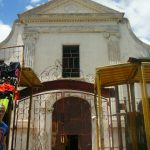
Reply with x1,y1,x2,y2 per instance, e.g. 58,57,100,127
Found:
0,45,24,66
11,90,95,150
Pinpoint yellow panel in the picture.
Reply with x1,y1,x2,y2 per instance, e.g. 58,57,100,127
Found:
19,67,42,87
96,62,150,87
96,63,138,87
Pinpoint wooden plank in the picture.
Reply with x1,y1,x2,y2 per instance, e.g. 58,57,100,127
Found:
19,67,42,87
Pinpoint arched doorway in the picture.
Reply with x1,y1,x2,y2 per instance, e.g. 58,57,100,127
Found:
14,80,113,149
52,97,92,150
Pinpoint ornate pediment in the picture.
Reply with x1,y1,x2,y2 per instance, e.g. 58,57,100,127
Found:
41,1,102,14
18,0,124,23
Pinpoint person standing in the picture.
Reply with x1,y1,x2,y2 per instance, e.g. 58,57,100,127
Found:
0,104,8,150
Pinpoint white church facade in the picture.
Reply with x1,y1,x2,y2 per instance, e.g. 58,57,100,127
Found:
0,0,150,149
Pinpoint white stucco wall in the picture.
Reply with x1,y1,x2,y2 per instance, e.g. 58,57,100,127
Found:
0,21,24,48
1,19,150,79
119,20,149,62
34,32,109,76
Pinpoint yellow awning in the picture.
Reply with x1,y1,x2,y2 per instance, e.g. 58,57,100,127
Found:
96,62,150,87
19,67,42,87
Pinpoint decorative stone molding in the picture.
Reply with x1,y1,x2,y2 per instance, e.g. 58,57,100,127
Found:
19,13,123,24
24,24,119,35
103,32,121,64
64,3,80,13
23,31,39,68
39,59,95,83
103,32,120,39
103,32,110,39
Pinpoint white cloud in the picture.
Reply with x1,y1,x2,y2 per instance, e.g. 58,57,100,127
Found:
93,0,150,45
140,38,150,45
26,5,34,10
26,1,46,10
30,0,42,4
123,0,150,43
0,21,11,43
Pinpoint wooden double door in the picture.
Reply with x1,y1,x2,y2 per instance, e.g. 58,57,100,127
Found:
52,97,92,150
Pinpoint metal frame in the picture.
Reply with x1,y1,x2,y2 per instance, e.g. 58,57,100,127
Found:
95,59,150,150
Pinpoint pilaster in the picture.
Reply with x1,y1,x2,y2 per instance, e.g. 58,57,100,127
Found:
103,32,121,64
23,31,39,68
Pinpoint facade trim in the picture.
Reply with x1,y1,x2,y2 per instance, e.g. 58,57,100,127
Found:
20,80,114,98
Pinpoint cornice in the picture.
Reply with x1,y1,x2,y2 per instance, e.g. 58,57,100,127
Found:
24,24,120,36
19,13,124,23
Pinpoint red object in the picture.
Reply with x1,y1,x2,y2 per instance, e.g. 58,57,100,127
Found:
0,83,15,92
14,91,20,101
0,83,19,101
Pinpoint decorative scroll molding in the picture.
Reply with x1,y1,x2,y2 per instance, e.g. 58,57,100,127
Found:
39,60,95,83
39,60,62,81
23,32,39,68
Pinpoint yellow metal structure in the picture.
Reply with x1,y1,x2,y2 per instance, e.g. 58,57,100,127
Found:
95,60,150,150
19,67,42,87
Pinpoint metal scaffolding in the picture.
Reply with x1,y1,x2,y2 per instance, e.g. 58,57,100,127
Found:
0,45,42,150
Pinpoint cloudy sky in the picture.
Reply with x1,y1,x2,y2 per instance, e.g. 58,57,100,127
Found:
0,0,150,44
